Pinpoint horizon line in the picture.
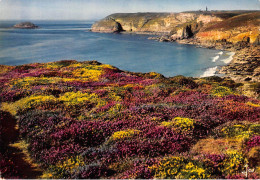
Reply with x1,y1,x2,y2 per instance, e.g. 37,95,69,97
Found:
0,9,259,21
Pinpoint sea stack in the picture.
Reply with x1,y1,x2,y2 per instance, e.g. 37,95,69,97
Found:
13,22,39,29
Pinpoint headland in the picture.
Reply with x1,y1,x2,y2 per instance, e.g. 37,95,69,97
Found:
92,11,260,83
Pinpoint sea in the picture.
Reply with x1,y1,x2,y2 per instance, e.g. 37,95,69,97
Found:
0,20,235,77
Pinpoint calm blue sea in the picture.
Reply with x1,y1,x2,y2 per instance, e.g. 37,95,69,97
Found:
0,20,233,77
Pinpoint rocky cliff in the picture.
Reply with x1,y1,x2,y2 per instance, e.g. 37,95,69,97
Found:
92,11,259,44
92,12,222,34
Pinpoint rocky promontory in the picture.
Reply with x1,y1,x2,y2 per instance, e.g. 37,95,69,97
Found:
92,12,221,34
13,22,39,29
92,11,259,45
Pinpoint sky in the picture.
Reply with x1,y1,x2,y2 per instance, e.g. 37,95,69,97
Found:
0,0,259,20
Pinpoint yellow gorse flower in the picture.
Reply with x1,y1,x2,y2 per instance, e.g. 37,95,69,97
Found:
110,129,140,141
161,117,194,132
11,76,62,88
212,86,234,97
153,156,184,179
1,95,56,115
59,91,99,106
71,64,115,81
222,150,248,175
152,156,209,179
72,68,102,81
246,102,260,107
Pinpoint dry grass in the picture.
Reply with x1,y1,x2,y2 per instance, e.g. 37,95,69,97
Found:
203,12,260,31
191,138,243,155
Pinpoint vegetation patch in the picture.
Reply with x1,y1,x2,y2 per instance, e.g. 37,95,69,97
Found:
0,60,259,179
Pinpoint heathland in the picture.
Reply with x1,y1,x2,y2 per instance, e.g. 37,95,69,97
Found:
0,60,259,178
0,10,259,179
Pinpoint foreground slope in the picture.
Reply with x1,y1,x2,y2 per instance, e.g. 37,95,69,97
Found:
0,60,259,179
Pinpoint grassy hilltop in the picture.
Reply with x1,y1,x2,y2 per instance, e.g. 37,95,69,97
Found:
0,60,259,179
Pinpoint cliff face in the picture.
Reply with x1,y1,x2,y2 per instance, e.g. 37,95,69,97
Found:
92,13,175,33
92,12,218,34
92,11,259,45
91,19,123,32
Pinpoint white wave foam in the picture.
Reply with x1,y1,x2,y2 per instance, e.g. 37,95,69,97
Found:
200,66,218,77
212,55,220,62
222,52,235,64
218,51,223,55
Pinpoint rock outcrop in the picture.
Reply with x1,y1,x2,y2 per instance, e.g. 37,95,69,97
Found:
13,22,38,29
170,22,203,40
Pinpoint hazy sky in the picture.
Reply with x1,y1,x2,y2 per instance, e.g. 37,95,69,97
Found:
0,0,259,20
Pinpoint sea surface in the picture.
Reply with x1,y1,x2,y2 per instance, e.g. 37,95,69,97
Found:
0,20,234,77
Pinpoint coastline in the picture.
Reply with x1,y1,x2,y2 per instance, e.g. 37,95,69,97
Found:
123,30,259,99
92,30,238,79
179,39,259,82
91,11,259,83
174,38,259,98
150,36,259,83
92,29,259,83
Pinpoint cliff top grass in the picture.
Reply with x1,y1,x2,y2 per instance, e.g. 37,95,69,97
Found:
106,11,260,20
106,12,171,19
203,12,260,31
185,10,259,18
104,13,175,28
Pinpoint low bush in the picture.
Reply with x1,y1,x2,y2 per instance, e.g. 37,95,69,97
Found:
0,60,259,179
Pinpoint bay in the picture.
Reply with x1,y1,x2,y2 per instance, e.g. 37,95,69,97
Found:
0,20,232,77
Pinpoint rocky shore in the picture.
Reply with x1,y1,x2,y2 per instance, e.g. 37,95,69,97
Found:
150,37,260,83
146,38,260,97
219,45,260,82
169,38,259,82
